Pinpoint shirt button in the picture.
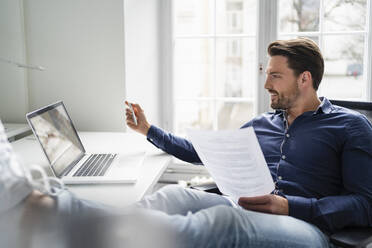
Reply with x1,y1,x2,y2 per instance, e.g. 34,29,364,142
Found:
278,176,283,180
282,155,286,160
286,133,290,138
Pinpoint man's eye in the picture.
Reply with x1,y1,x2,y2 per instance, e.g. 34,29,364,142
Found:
272,74,280,78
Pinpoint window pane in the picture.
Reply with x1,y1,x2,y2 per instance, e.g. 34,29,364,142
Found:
324,0,367,32
174,0,214,35
278,35,319,45
321,35,366,100
174,39,214,97
216,38,256,97
217,101,254,130
216,0,257,34
175,101,214,135
278,0,320,33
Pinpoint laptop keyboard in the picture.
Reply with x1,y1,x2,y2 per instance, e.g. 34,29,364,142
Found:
73,154,117,177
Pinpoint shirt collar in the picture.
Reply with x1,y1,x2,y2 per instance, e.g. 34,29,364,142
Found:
314,97,333,115
274,97,333,116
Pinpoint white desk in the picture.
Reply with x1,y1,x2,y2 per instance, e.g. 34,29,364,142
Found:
11,132,172,207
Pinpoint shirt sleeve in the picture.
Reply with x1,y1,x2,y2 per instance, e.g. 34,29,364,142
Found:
287,115,372,234
146,125,202,164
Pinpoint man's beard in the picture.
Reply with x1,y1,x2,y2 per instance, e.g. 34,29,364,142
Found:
270,84,300,110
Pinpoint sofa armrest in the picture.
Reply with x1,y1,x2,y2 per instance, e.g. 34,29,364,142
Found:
330,227,372,248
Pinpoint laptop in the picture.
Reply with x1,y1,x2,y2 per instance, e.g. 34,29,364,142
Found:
26,101,143,184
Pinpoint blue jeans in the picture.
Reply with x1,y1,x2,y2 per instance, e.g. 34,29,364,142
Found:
56,185,333,248
135,185,332,248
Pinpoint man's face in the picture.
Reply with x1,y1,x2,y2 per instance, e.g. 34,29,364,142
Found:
265,56,301,110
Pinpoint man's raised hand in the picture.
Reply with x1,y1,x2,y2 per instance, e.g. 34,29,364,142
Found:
125,101,151,136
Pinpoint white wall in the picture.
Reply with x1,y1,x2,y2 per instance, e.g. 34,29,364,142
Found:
0,0,28,123
24,0,126,132
1,0,163,131
124,0,162,127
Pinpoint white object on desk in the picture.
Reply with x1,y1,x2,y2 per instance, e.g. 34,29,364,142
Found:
11,132,172,207
3,123,31,142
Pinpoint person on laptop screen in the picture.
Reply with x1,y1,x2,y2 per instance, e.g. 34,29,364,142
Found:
2,38,372,247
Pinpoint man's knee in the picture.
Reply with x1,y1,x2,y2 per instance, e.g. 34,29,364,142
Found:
175,205,244,247
196,205,241,231
210,205,240,223
156,184,190,199
158,184,185,194
141,185,188,209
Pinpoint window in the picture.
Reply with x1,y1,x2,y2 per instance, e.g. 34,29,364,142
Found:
173,0,257,135
168,0,371,134
278,0,370,101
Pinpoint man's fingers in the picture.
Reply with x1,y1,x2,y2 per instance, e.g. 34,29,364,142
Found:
238,195,273,213
132,103,143,112
126,108,139,122
126,113,135,122
125,101,140,111
126,119,136,127
240,203,273,214
126,110,134,117
126,116,133,122
238,195,288,215
125,100,133,109
124,101,143,115
238,195,271,205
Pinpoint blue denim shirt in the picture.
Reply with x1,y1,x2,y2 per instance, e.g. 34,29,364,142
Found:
147,97,372,233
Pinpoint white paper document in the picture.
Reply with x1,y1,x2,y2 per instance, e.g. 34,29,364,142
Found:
187,127,275,202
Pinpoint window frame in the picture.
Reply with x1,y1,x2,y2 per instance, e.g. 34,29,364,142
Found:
161,0,372,133
367,0,372,100
277,0,372,101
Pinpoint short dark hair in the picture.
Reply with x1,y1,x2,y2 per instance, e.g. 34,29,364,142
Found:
267,38,324,90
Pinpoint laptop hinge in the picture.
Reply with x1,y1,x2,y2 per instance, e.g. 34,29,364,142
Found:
60,153,85,177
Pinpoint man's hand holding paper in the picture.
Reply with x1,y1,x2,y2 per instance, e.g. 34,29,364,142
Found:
238,194,289,215
187,127,275,204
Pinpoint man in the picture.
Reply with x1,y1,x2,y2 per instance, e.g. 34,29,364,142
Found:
125,38,372,245
1,38,371,247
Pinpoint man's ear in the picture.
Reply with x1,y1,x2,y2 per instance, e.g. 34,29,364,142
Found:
301,71,312,87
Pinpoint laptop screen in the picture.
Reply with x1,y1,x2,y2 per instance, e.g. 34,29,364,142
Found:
27,101,85,177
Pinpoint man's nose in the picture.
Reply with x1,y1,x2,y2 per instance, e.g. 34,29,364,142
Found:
264,77,270,90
